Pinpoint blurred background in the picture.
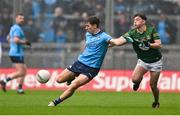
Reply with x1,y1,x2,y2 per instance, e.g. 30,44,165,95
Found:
0,0,180,70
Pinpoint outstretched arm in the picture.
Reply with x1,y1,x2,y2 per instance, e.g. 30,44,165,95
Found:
109,36,128,47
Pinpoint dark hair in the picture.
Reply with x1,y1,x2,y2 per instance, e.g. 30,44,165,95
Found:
86,16,100,28
133,13,147,20
16,13,24,17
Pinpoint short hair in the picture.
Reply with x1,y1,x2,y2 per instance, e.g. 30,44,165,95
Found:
133,13,147,21
86,16,100,28
16,13,24,17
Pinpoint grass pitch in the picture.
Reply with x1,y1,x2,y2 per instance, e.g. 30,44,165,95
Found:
0,90,180,115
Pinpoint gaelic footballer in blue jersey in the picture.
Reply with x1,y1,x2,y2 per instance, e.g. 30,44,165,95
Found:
0,13,31,94
48,16,115,106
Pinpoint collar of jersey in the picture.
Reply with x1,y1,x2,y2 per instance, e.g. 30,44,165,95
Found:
136,25,147,34
15,23,21,27
91,31,103,36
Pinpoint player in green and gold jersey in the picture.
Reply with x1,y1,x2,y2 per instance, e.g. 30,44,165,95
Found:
109,13,163,108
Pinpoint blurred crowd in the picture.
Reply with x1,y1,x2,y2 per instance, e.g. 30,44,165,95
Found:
0,0,179,44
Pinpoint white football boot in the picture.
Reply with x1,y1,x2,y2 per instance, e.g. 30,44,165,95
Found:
48,101,56,107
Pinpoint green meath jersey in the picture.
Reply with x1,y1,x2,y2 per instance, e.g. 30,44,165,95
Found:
123,25,162,63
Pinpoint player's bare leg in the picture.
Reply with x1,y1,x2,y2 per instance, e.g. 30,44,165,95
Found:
56,68,76,85
132,65,147,91
48,74,91,106
60,74,91,101
0,63,26,92
17,64,26,94
150,71,160,108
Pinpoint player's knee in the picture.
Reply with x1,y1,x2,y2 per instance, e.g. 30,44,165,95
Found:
132,78,139,84
132,75,142,84
17,65,26,76
23,69,27,76
56,75,64,83
150,83,157,90
18,70,26,77
56,78,62,83
69,82,80,90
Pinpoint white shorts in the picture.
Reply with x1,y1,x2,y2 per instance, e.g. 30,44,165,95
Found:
137,58,163,72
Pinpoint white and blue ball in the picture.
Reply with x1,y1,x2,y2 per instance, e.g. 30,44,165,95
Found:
36,69,50,83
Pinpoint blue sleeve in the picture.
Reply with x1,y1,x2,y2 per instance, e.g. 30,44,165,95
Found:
104,33,112,43
13,29,21,38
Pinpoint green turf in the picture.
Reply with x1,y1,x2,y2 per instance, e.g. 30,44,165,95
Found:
0,90,180,115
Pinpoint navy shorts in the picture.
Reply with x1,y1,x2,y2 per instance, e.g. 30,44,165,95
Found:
9,56,24,63
67,61,100,79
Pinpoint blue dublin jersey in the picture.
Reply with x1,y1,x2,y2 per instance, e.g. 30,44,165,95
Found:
78,31,112,68
9,24,25,56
